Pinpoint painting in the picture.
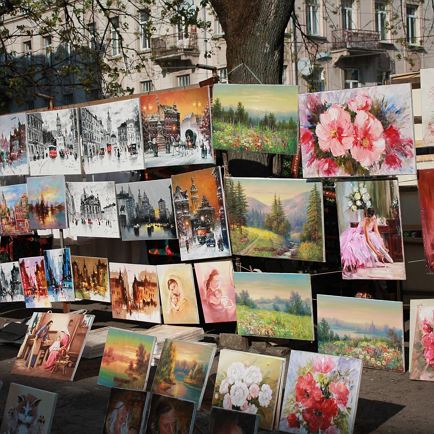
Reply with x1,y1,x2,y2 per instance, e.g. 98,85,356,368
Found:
27,108,81,175
65,181,120,238
225,177,325,262
0,112,28,176
0,261,24,303
172,167,231,261
152,339,216,407
109,262,161,323
157,264,199,324
103,388,148,434
72,255,110,302
234,272,314,340
141,86,213,168
193,260,236,323
98,327,156,390
212,349,285,430
144,394,196,434
418,169,434,272
19,256,51,308
0,183,31,236
80,98,144,174
116,179,176,241
12,311,95,381
421,68,434,146
335,179,406,280
44,248,74,302
299,84,416,177
212,84,298,155
27,175,67,230
209,407,259,434
0,383,57,434
279,351,362,434
317,295,405,372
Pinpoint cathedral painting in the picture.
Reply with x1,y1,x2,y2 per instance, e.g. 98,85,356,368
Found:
0,183,31,236
19,256,51,308
44,248,75,302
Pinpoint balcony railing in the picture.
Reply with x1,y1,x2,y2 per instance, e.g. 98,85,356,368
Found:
332,29,381,51
151,32,199,60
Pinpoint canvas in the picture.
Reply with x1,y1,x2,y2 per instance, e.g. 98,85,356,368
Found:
0,183,31,236
144,394,196,434
212,84,298,155
0,383,57,434
335,179,406,280
157,264,199,324
44,248,75,302
172,167,231,261
98,328,155,390
27,175,67,230
193,260,236,323
317,295,405,372
27,108,81,175
65,181,120,238
234,272,314,340
72,255,110,302
226,178,325,262
0,261,24,303
418,169,434,272
116,179,176,241
212,349,286,430
421,68,434,146
209,407,259,434
141,86,213,168
279,351,362,434
19,256,51,308
299,84,416,177
80,98,144,174
152,339,216,407
110,262,161,323
0,113,28,176
12,311,94,381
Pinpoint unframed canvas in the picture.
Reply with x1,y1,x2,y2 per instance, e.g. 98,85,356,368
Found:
0,261,24,303
19,256,51,308
44,248,75,302
418,168,434,273
0,183,31,236
421,68,434,146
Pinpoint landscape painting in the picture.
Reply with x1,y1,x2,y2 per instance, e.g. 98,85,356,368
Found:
209,407,259,434
0,261,24,303
172,166,231,261
0,112,28,176
141,86,213,168
279,351,362,434
110,262,161,323
116,178,176,241
418,169,434,273
226,177,325,262
299,84,416,177
80,98,144,174
212,84,298,154
19,256,51,308
0,183,31,236
336,179,406,280
27,175,67,230
72,255,110,302
317,295,405,372
98,327,156,390
421,68,434,146
44,248,74,302
152,339,216,407
234,272,314,340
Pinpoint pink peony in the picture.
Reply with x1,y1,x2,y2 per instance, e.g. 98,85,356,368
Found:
316,104,354,156
423,320,433,334
384,152,402,169
306,93,322,112
317,158,339,176
300,127,315,154
348,94,372,112
384,125,401,148
313,356,335,373
249,383,260,399
295,372,323,407
223,393,232,410
329,381,350,407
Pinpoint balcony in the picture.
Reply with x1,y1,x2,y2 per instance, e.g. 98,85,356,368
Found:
332,29,381,51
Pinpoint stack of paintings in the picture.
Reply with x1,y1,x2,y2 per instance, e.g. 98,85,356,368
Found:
0,261,24,303
19,256,51,308
0,184,31,236
44,248,75,302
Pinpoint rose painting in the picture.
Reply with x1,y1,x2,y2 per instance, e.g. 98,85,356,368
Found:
299,84,416,177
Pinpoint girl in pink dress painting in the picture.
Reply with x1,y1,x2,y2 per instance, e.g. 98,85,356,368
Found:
44,330,70,371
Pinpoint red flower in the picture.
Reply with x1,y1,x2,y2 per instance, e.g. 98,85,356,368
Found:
384,152,402,169
300,127,315,153
302,397,339,432
422,320,433,334
384,125,401,148
295,372,323,407
287,413,300,428
329,381,349,407
313,355,335,373
317,158,339,176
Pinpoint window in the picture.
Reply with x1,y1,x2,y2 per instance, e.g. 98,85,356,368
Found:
407,5,418,45
177,74,190,87
43,36,52,64
23,40,32,57
139,10,151,50
218,67,227,82
87,22,97,49
344,68,360,88
311,67,326,91
111,17,121,56
140,80,153,92
63,93,74,105
342,0,354,30
306,0,320,36
375,2,387,41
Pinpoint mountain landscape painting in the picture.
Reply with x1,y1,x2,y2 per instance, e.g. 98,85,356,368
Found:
225,178,325,262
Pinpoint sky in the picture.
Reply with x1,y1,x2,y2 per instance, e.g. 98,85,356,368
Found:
1,184,27,207
116,179,172,209
83,98,139,128
45,248,65,280
0,113,26,137
105,328,155,355
67,181,116,208
28,175,66,204
41,108,75,131
110,262,158,293
172,340,214,364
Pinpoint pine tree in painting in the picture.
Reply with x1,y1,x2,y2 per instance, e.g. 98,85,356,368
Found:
199,106,211,144
302,184,323,243
265,195,290,237
224,179,236,226
136,344,148,371
156,340,176,385
235,181,248,231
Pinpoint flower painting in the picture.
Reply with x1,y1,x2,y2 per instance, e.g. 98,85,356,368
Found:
418,169,434,273
299,84,416,177
279,351,362,434
421,68,434,146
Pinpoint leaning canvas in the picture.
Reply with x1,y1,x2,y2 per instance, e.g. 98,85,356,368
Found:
44,248,75,302
335,179,406,280
141,86,213,168
212,84,298,155
209,407,259,434
0,383,57,434
279,351,362,434
0,183,31,236
225,177,325,262
299,84,416,177
418,169,434,273
317,295,405,372
0,261,24,303
19,256,51,308
421,68,434,146
12,311,95,381
234,272,314,340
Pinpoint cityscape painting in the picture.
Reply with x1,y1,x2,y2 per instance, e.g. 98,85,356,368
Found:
80,98,144,174
27,175,67,230
66,181,120,238
44,248,74,302
141,86,213,168
116,178,176,241
0,261,24,303
110,262,161,323
0,113,28,176
27,108,81,175
171,167,231,261
19,256,51,308
0,183,31,236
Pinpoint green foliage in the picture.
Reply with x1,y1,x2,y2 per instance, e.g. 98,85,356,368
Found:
155,340,176,384
264,194,290,237
301,184,323,243
236,290,257,308
285,291,312,316
297,241,323,262
318,318,336,342
225,179,248,230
